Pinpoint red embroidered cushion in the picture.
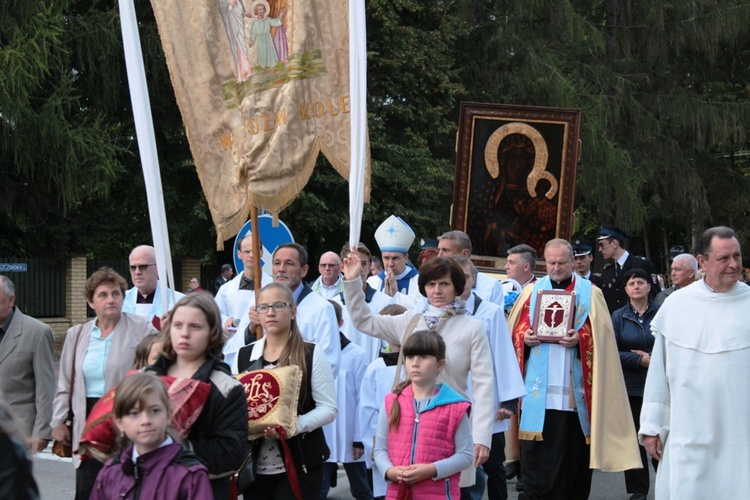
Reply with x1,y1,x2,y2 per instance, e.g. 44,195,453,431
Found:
235,365,302,440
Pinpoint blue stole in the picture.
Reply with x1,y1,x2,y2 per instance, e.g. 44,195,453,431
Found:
520,276,592,440
376,267,419,294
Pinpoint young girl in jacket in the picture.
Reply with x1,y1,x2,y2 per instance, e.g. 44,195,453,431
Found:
90,372,212,499
232,283,337,499
373,331,474,500
146,293,248,499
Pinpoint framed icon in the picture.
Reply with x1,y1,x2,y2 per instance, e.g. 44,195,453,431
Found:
452,103,581,268
531,290,576,342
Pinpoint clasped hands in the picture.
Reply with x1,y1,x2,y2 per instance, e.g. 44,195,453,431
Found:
524,328,579,348
386,464,437,485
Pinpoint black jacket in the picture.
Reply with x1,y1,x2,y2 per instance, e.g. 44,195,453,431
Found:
600,253,659,313
147,356,248,499
611,301,659,396
0,430,40,500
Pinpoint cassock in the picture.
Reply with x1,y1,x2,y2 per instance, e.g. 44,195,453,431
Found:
214,272,273,326
366,267,421,308
640,280,750,499
358,351,400,497
122,281,185,320
229,283,341,377
508,276,640,497
333,284,391,363
323,334,368,463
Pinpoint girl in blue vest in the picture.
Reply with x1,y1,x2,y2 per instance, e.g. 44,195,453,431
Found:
373,331,473,499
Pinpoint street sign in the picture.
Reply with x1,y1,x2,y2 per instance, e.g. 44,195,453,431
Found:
0,263,27,272
232,216,295,276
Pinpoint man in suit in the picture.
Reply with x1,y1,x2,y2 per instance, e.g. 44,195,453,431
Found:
0,276,55,452
597,225,659,313
654,253,698,305
214,263,234,295
571,239,602,287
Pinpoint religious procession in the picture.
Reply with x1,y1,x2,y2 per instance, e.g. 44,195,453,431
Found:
3,1,750,500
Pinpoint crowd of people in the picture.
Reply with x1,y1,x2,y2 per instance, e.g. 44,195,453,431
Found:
0,220,747,500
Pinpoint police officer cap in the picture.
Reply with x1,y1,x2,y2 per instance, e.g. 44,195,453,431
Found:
597,224,628,243
419,238,439,250
571,239,594,257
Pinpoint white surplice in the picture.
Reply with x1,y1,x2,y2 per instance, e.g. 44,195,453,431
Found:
640,280,750,499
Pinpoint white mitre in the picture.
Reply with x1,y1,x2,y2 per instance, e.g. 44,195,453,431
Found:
374,215,415,253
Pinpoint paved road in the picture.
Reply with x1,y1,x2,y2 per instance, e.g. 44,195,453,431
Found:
34,448,654,499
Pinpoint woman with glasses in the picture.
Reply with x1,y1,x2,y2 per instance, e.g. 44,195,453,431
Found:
51,267,157,500
232,283,337,499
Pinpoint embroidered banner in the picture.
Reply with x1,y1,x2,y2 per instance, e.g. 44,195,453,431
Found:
149,0,370,247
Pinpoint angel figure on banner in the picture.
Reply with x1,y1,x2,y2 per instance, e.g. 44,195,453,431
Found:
244,0,288,71
218,0,253,82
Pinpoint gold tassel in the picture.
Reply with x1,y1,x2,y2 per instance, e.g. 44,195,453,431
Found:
518,431,544,441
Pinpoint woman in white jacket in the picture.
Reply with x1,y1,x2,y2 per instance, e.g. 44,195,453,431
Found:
341,252,495,486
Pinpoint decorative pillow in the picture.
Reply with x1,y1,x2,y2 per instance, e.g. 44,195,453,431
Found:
78,373,211,462
235,365,302,440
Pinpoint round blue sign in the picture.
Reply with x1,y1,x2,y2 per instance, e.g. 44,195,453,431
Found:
232,215,295,276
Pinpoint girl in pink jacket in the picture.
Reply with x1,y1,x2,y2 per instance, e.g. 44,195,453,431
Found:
373,331,473,499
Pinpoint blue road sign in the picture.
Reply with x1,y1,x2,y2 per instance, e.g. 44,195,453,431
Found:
232,215,295,276
0,263,27,272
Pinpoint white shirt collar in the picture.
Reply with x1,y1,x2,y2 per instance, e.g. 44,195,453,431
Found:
617,251,630,267
132,435,173,461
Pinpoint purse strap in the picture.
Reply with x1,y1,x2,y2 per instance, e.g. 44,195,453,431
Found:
67,324,83,420
391,314,422,390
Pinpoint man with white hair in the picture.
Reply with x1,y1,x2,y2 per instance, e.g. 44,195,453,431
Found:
122,245,184,320
654,253,697,305
311,251,343,299
367,215,421,307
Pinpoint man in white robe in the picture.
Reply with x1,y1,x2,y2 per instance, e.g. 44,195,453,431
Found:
122,245,184,321
229,243,340,376
438,230,505,306
214,232,272,332
334,243,390,362
640,226,750,499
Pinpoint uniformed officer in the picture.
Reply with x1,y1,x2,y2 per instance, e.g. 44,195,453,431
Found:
597,225,658,313
571,238,602,287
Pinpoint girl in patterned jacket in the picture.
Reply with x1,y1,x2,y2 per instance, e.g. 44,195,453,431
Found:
373,331,474,499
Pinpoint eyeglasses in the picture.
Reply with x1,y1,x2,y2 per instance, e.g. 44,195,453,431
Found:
256,302,292,314
129,264,156,272
319,263,339,268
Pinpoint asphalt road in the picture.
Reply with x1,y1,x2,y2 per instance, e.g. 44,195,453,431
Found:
34,448,655,499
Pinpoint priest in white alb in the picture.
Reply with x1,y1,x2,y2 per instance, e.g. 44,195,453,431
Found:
640,226,750,499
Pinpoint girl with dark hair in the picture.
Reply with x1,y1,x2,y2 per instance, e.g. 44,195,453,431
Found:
611,268,660,500
90,372,212,499
232,283,337,499
373,331,473,499
146,293,248,499
341,253,495,480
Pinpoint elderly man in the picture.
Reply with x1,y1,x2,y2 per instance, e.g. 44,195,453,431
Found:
214,232,273,337
0,276,55,452
311,251,343,299
640,226,750,498
230,243,340,376
367,215,421,307
451,255,526,500
438,230,504,305
508,239,640,499
598,225,659,313
654,253,698,305
122,245,185,320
